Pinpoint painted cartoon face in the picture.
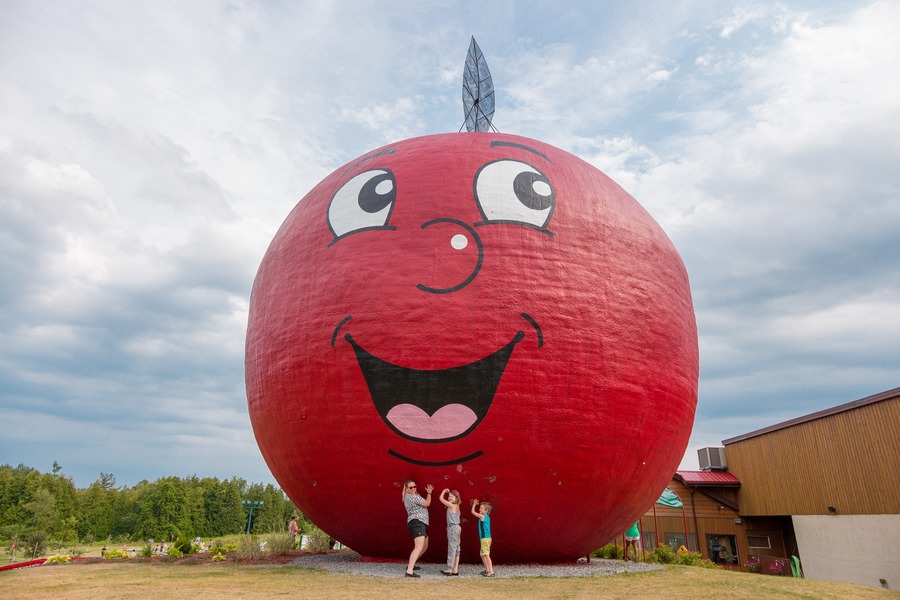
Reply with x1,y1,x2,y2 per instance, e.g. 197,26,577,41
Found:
330,143,553,456
246,133,698,563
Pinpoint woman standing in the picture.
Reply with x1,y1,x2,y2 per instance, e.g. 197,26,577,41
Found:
402,480,434,577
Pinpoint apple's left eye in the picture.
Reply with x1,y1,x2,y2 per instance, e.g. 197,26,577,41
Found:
474,160,555,230
328,169,396,240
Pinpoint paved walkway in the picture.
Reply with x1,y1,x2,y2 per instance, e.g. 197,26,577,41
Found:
288,552,662,579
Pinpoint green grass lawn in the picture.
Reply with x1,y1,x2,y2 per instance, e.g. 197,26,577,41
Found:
3,559,898,600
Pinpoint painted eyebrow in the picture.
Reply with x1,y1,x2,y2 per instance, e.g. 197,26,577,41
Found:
489,141,551,163
345,147,396,172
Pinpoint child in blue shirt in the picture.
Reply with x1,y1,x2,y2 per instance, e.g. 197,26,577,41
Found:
471,498,494,577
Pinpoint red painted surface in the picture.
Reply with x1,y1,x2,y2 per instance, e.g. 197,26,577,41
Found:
0,558,47,571
246,133,698,563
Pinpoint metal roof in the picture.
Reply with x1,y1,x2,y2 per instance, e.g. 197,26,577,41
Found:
722,386,900,445
675,470,741,487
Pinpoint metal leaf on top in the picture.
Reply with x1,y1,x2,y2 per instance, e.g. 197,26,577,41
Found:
462,36,496,132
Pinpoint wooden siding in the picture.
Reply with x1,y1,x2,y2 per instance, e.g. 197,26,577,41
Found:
630,479,788,567
724,394,900,516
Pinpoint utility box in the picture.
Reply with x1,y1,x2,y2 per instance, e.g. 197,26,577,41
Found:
698,447,728,471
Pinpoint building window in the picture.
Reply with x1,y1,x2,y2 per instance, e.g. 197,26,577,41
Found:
665,532,697,552
707,534,739,565
641,531,656,551
747,535,771,549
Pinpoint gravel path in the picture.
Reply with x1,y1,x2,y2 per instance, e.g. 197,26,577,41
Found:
288,552,662,579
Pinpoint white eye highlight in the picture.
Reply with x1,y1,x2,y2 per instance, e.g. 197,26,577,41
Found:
328,169,396,240
474,160,555,229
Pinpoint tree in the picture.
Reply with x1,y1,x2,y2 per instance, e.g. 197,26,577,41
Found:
244,483,298,533
76,476,119,540
23,531,46,559
203,479,244,536
23,488,57,533
99,473,116,491
136,479,188,540
0,465,297,543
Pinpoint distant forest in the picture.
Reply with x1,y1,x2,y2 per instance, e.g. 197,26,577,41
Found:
0,463,299,547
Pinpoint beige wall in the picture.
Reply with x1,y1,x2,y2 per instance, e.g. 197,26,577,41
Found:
793,514,900,589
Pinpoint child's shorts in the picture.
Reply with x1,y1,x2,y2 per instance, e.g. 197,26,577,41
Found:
480,537,492,556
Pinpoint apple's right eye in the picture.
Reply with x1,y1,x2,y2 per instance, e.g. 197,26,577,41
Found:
327,169,396,241
473,160,554,231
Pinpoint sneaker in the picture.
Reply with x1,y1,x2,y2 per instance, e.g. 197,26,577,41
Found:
413,565,421,570
482,572,495,577
405,572,420,578
480,570,487,575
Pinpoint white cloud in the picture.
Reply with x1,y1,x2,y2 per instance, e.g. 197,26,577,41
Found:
1,0,897,487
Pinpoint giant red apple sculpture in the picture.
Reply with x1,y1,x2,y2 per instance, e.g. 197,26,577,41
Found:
246,132,698,563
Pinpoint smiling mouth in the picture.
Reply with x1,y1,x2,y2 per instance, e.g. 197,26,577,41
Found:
344,331,525,446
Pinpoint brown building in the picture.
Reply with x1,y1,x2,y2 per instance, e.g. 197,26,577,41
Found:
634,386,900,589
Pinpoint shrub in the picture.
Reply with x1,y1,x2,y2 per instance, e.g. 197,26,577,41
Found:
45,554,71,564
68,547,85,558
167,546,183,559
24,532,47,559
103,549,127,559
140,544,153,557
173,538,194,554
592,543,624,560
304,527,333,554
649,544,677,564
212,553,227,562
675,551,706,566
236,534,262,560
265,532,293,556
631,549,651,562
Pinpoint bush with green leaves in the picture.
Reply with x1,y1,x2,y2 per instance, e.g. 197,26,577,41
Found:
140,544,153,557
675,550,718,568
173,537,194,554
236,534,262,560
648,543,677,564
644,545,718,568
23,532,47,559
45,554,71,564
103,548,127,559
304,526,334,554
167,545,183,558
264,532,293,556
591,543,624,560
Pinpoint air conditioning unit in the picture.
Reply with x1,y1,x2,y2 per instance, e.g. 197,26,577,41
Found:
698,447,728,471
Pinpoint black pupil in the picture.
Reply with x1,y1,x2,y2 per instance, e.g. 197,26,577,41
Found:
513,172,554,210
358,173,395,213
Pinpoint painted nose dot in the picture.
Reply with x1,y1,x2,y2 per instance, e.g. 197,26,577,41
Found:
451,234,468,250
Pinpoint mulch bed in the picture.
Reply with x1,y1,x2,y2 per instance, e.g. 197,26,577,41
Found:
63,550,313,566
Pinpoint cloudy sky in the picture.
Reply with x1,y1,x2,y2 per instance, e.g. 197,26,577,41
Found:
2,0,898,489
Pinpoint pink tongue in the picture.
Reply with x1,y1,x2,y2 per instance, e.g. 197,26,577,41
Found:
385,404,478,440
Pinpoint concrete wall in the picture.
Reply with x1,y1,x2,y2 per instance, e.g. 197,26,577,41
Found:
793,514,900,590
